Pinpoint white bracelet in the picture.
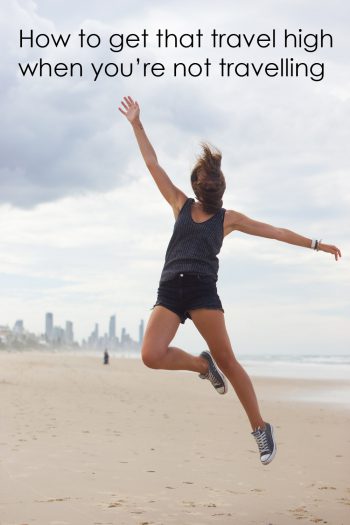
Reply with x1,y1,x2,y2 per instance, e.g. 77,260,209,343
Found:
311,239,317,249
316,239,322,251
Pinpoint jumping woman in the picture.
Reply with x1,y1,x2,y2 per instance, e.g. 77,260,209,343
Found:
118,95,341,465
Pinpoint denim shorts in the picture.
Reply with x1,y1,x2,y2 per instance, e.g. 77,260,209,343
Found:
152,272,224,324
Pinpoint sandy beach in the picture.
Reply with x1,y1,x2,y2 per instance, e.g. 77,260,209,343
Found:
0,352,349,525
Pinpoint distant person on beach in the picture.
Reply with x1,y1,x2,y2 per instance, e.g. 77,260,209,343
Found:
118,95,341,465
103,349,109,365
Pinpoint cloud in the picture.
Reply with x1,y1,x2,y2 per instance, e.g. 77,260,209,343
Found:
2,0,349,210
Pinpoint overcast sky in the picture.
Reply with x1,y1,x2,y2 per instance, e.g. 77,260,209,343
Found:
1,0,349,355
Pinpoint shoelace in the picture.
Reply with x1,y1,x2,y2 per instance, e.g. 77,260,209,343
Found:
207,367,221,386
253,429,270,454
199,354,223,387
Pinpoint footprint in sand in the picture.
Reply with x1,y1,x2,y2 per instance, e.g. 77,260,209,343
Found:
35,497,71,503
337,497,350,506
108,499,125,508
289,506,327,524
289,505,309,519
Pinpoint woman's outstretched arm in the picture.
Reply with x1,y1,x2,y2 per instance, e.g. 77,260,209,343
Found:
224,210,342,261
118,95,187,218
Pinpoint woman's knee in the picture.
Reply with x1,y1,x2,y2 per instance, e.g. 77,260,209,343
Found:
212,348,238,373
141,342,166,369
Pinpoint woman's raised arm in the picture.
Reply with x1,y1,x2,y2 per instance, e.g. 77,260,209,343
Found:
224,209,342,261
118,95,187,218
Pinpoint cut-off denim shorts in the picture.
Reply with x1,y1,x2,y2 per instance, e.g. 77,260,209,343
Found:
152,272,224,324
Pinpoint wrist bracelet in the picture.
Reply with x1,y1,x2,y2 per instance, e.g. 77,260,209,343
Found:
311,239,322,250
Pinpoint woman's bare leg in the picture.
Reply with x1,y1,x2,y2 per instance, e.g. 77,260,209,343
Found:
188,308,265,431
141,305,208,374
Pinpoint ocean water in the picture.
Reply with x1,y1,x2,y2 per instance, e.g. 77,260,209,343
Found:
240,354,350,407
239,354,350,381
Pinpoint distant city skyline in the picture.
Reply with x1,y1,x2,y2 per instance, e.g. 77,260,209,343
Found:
0,311,144,351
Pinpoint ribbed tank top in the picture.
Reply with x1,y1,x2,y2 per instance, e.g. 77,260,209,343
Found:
160,197,226,282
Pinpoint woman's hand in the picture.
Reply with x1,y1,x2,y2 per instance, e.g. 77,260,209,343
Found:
319,242,342,261
118,95,140,124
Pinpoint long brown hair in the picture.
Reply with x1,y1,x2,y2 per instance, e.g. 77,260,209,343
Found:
190,142,226,214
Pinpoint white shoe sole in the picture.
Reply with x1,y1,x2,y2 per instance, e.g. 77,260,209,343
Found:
261,424,277,465
216,372,228,394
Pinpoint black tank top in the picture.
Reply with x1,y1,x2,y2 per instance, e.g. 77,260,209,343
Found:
160,197,226,282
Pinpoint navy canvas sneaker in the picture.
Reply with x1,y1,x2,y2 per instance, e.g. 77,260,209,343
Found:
251,422,277,465
198,350,228,395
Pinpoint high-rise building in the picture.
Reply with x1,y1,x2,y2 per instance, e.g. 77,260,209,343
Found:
87,322,99,348
65,321,74,345
52,326,64,344
121,327,126,345
139,319,144,345
45,312,53,342
109,315,116,340
13,320,24,335
94,323,99,340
